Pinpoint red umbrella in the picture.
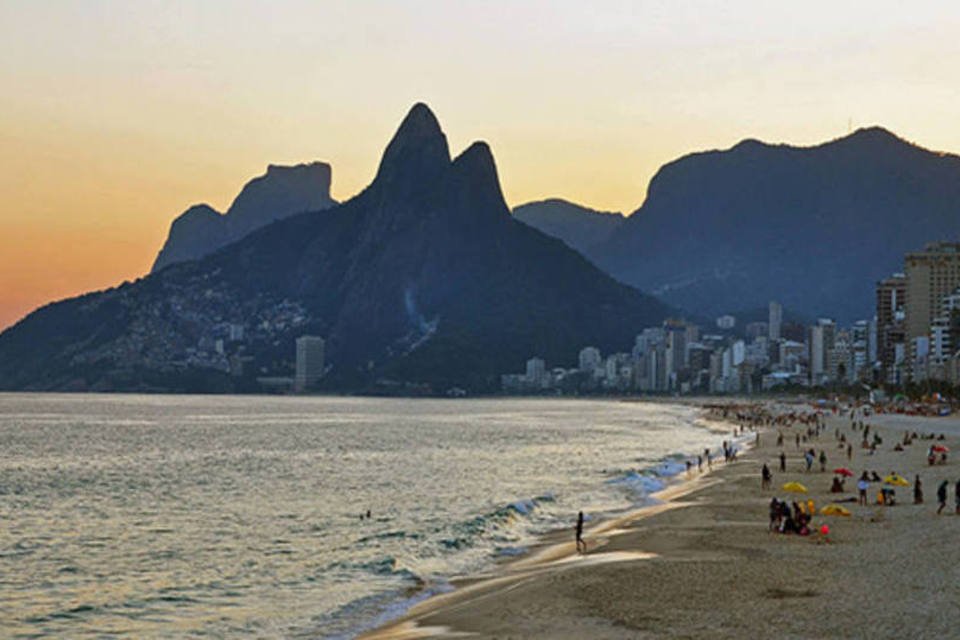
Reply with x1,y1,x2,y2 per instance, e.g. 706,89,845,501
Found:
932,445,950,453
833,468,854,477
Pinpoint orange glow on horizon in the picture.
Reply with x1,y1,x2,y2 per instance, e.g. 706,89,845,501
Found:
3,1,960,329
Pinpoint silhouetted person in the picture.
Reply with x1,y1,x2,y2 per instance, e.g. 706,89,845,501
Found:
761,463,772,490
779,451,786,473
575,511,586,553
937,481,949,515
914,475,923,504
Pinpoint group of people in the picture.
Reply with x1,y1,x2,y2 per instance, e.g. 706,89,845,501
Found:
768,497,815,535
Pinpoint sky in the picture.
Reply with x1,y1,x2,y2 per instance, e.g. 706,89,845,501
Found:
2,0,960,329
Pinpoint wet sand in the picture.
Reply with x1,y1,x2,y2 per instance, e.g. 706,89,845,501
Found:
363,407,960,639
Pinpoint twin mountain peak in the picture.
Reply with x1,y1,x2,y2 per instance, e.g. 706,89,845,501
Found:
153,103,506,273
0,103,669,392
4,105,960,392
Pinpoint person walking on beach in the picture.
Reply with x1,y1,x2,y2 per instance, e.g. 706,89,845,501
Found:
575,511,586,553
847,443,853,461
697,454,703,472
937,481,949,515
955,480,960,515
761,463,772,490
819,450,827,472
779,451,786,473
914,475,923,504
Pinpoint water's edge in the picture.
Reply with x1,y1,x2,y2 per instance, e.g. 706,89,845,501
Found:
343,405,748,640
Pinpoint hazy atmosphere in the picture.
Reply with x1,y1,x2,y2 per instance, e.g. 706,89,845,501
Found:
3,1,960,329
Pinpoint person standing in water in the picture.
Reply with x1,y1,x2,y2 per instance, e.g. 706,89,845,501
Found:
575,511,586,553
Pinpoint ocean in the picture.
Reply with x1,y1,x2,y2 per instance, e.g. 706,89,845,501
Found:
0,394,738,638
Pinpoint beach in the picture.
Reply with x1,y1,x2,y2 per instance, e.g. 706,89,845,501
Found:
364,405,960,639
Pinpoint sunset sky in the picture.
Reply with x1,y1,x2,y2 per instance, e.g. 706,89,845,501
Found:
2,1,960,329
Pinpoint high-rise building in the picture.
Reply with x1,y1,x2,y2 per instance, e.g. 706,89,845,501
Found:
876,273,906,384
768,301,783,341
905,243,960,377
809,319,835,385
578,346,602,372
829,329,855,384
295,336,325,392
926,287,960,379
664,320,687,376
525,357,547,387
851,320,871,381
809,325,825,384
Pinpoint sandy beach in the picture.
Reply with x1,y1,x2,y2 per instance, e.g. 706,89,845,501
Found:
363,404,960,639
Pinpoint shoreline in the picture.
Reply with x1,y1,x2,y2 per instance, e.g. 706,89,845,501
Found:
357,401,757,640
361,403,960,639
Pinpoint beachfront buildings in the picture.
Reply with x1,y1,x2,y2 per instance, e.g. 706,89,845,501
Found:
905,243,960,378
502,239,960,395
876,273,906,385
501,295,887,395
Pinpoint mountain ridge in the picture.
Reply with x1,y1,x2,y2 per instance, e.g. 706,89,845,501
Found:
577,126,960,322
0,104,671,393
513,198,625,258
151,161,337,272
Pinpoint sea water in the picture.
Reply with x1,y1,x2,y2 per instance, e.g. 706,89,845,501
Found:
0,394,738,638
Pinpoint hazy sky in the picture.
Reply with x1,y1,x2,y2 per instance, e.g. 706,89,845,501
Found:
2,1,960,329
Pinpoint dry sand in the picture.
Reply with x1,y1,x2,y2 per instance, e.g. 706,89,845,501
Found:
362,406,960,639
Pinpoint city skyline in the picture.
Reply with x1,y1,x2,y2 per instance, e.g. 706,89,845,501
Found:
4,2,960,329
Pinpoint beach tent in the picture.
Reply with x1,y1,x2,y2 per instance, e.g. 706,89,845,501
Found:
782,482,808,493
820,504,851,517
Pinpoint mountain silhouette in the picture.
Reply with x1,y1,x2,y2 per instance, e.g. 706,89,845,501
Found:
513,199,624,259
590,127,960,322
152,162,336,272
0,104,670,392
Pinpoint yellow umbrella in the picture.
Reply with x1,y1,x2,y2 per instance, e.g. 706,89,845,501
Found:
782,482,808,493
884,475,910,487
820,504,852,517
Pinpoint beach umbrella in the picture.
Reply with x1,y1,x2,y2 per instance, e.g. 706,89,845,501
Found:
833,468,854,477
932,445,950,453
782,482,808,493
883,475,910,487
820,504,851,517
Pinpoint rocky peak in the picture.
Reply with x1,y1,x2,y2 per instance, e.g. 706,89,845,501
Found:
373,103,451,198
448,141,510,220
226,162,335,237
